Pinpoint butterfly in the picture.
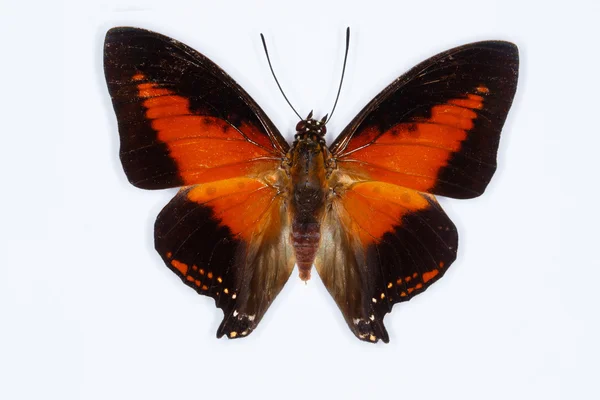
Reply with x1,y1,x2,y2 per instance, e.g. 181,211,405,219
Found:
104,27,518,343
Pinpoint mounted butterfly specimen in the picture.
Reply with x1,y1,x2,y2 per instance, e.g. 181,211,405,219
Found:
104,27,518,343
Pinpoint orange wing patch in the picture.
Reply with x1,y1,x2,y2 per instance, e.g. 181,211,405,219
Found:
133,74,280,185
337,89,487,193
186,177,279,241
336,181,430,245
170,259,189,275
476,85,490,94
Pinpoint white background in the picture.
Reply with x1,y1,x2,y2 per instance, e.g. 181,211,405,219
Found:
1,0,599,399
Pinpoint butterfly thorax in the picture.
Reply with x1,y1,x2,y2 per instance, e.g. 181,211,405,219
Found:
288,129,329,281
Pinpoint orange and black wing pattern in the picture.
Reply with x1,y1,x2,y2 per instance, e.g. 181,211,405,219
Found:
104,27,293,338
317,183,457,343
104,27,288,189
318,41,518,342
155,178,294,338
331,41,518,199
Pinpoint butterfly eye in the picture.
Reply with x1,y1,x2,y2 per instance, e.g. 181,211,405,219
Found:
319,125,327,135
296,121,307,131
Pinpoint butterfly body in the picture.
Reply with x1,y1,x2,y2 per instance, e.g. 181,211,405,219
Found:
287,119,331,280
104,27,518,343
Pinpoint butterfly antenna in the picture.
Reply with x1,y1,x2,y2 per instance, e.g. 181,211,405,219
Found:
260,33,303,120
326,27,350,124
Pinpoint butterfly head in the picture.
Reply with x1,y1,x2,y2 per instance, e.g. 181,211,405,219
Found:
295,111,327,143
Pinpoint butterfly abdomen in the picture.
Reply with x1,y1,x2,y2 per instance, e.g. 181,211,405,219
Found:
289,138,328,280
291,221,321,280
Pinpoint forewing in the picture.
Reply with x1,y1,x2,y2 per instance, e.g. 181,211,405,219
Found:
104,27,289,189
154,176,295,338
330,41,518,199
316,182,457,343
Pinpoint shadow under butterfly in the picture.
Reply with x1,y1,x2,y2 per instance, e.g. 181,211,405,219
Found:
103,27,518,343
